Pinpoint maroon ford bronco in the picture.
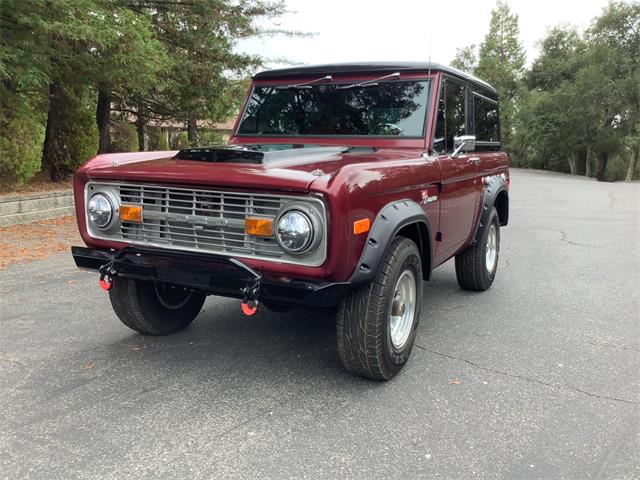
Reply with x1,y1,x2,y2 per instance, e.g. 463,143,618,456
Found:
72,62,509,380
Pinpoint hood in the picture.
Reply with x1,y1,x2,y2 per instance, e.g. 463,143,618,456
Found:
81,146,420,193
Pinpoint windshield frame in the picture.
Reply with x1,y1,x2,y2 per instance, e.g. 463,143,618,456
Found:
231,72,436,148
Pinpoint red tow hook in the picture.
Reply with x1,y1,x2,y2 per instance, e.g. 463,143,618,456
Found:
241,278,261,316
98,261,116,292
99,277,113,291
241,301,258,316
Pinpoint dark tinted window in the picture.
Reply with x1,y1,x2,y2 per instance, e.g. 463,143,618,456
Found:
433,79,466,152
473,93,499,142
434,86,445,152
238,80,431,137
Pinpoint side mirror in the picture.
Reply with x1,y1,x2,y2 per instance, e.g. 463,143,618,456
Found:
451,135,476,158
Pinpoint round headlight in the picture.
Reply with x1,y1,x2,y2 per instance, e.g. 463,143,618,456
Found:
88,193,113,229
276,210,313,253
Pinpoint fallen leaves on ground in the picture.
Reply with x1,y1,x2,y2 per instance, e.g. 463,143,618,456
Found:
0,216,81,269
82,361,95,370
449,379,462,385
0,172,72,196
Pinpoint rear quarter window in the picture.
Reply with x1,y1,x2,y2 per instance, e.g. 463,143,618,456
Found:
472,92,500,146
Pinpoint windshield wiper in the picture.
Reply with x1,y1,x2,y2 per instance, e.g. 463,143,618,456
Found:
275,75,333,90
337,72,401,90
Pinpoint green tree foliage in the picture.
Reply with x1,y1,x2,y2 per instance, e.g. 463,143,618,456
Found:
41,84,99,180
0,0,292,185
476,0,526,151
147,126,170,151
110,122,139,153
0,92,44,185
511,27,588,174
121,0,295,148
512,1,639,181
451,45,478,74
1,0,166,180
462,0,639,181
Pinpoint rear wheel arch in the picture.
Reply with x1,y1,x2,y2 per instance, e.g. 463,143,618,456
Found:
473,176,509,245
495,189,509,226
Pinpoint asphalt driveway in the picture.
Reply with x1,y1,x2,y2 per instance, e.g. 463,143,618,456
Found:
1,169,638,479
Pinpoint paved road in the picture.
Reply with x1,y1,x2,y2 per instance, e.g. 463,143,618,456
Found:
1,169,639,479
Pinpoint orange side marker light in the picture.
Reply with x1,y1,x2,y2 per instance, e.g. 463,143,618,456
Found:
245,217,273,237
353,218,371,235
120,205,143,223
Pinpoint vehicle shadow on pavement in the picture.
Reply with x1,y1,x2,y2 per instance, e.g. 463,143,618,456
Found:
94,270,469,390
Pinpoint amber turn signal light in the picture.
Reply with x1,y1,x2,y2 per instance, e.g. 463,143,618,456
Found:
353,218,371,235
120,205,142,223
245,217,273,237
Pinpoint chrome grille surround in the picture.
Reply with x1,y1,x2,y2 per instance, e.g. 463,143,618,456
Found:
84,182,327,266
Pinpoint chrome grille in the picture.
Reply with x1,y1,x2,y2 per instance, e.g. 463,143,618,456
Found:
85,182,327,266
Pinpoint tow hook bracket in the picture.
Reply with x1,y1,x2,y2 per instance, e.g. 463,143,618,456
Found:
99,261,116,291
241,278,261,316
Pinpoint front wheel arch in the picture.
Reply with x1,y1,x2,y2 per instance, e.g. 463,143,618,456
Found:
349,199,433,285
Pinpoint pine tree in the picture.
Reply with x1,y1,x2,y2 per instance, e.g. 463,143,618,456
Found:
476,0,526,151
451,45,478,74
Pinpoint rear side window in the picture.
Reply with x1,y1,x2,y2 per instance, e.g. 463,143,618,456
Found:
472,92,500,145
434,79,466,153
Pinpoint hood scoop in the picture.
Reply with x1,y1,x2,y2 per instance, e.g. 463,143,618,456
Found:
173,145,377,166
175,146,264,164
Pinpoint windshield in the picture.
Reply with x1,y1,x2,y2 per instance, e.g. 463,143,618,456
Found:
237,79,431,137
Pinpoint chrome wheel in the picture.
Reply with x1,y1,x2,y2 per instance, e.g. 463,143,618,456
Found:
154,283,193,310
485,223,498,273
389,269,416,350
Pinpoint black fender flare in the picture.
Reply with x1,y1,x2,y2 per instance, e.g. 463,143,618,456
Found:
472,175,509,245
349,199,433,285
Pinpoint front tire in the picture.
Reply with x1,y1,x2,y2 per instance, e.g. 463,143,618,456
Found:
109,278,206,335
336,237,423,381
455,207,500,291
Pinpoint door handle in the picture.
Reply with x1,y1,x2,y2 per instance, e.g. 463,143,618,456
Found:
467,157,480,165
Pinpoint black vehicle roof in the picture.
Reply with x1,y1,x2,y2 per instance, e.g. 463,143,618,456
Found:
253,62,497,94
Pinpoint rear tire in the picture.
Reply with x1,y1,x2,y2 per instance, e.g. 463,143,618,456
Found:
455,207,500,291
336,237,423,381
109,278,206,335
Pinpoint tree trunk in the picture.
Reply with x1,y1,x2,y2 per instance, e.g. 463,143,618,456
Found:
625,148,638,181
96,89,111,154
568,155,577,175
594,152,608,182
187,113,197,146
42,83,65,181
136,102,146,151
574,147,587,176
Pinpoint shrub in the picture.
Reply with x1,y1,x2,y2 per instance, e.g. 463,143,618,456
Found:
42,86,99,180
147,126,169,151
197,129,226,146
0,95,45,186
110,122,138,152
171,131,191,150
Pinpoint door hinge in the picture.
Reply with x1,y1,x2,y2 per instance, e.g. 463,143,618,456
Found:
438,182,444,193
436,232,443,242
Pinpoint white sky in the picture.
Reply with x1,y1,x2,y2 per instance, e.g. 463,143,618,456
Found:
236,0,611,70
